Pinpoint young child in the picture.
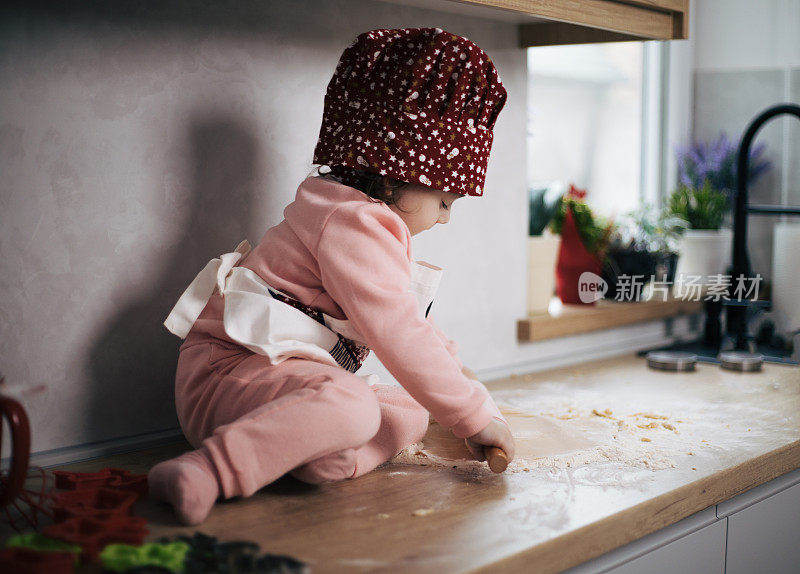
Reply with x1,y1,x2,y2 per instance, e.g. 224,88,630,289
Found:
149,27,515,526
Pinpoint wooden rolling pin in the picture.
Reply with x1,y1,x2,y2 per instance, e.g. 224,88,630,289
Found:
484,446,509,473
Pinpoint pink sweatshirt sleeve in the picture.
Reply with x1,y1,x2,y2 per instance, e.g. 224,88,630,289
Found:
427,315,509,427
426,315,463,370
316,203,493,438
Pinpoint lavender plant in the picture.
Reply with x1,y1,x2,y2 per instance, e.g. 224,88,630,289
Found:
675,133,771,206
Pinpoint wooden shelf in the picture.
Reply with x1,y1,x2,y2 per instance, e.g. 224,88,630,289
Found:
511,0,690,46
378,1,690,45
517,297,703,342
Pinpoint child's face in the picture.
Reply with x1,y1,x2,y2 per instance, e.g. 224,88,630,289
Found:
388,185,462,236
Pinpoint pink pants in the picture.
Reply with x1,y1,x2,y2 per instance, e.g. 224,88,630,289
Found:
175,338,430,498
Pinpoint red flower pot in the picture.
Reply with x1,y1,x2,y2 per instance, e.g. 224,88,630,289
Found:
556,208,603,305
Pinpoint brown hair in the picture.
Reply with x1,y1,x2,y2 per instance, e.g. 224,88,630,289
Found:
317,165,409,208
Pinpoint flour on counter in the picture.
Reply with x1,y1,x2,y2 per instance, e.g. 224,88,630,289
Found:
389,383,788,476
392,419,677,474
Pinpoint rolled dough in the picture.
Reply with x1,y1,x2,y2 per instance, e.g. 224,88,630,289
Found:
421,408,597,461
391,397,680,473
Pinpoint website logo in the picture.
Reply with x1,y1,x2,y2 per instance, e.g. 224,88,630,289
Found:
578,272,608,303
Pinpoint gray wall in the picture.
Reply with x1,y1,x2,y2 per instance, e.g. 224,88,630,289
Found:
0,0,528,454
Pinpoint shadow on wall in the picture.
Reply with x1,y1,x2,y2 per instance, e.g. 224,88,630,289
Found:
86,114,262,442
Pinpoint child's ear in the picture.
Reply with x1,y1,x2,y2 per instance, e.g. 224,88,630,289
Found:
383,182,395,201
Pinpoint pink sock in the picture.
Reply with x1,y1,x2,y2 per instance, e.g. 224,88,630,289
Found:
148,448,220,526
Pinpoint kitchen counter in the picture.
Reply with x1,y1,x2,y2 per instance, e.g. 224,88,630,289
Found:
45,354,800,572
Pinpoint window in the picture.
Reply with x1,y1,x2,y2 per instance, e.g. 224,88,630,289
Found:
527,42,668,218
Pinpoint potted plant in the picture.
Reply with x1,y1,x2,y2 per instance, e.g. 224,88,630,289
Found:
603,204,687,300
526,183,565,313
669,134,771,281
548,185,614,305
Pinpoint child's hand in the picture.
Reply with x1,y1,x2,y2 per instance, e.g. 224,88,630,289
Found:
464,418,516,463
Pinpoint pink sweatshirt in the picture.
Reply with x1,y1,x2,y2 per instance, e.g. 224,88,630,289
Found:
189,176,494,438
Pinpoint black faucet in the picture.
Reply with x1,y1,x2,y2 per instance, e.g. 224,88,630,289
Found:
725,103,800,351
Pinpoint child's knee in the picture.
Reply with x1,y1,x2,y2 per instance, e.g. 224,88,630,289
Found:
408,402,431,441
389,399,429,446
373,384,430,439
323,375,382,444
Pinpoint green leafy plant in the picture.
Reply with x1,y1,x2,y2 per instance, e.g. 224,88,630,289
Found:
549,187,614,255
667,180,727,230
528,184,565,236
617,203,688,253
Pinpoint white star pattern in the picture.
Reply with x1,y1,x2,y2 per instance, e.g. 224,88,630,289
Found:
312,27,505,196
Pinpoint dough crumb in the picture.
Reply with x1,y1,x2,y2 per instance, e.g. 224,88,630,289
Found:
641,437,652,442
637,422,660,429
688,452,695,455
412,508,434,517
592,408,614,418
692,467,697,471
376,513,390,519
633,412,668,420
662,423,676,431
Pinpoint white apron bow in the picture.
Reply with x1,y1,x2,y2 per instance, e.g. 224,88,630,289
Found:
164,240,252,339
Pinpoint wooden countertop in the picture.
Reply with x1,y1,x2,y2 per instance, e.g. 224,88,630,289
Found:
48,354,800,573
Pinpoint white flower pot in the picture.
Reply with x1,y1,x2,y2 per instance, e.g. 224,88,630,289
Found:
527,233,561,314
674,229,733,282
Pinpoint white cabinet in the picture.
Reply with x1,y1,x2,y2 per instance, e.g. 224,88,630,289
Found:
564,467,800,574
724,480,800,574
605,520,726,574
563,506,723,574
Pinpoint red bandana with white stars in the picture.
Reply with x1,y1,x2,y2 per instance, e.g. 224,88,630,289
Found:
313,28,507,197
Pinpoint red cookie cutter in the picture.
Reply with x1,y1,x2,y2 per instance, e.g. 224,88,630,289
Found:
51,469,112,491
106,468,149,495
50,487,139,522
43,515,148,562
51,468,148,494
0,547,74,574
